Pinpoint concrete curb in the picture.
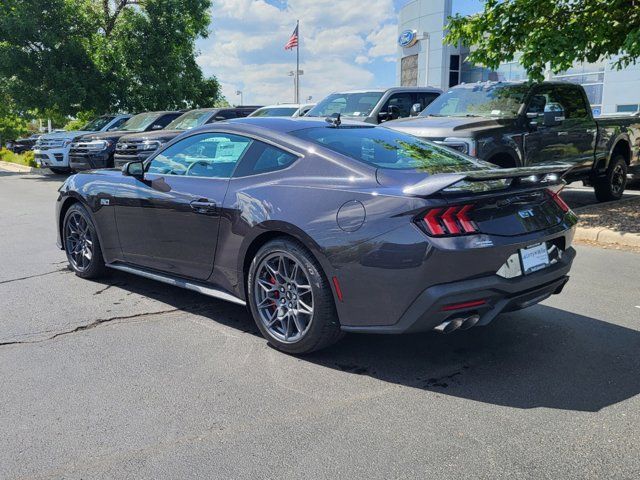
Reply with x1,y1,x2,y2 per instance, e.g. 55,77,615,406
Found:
575,226,640,247
0,160,38,173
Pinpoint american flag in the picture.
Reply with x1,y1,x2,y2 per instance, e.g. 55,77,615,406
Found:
284,24,299,50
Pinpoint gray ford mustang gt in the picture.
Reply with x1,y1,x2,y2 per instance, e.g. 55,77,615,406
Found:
56,116,577,353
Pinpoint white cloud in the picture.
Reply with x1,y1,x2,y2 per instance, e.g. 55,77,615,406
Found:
197,0,398,105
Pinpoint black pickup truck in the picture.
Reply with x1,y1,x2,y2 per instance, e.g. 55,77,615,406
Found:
387,81,640,201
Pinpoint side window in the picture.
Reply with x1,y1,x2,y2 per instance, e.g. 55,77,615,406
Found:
108,117,128,131
216,110,237,119
155,114,181,128
382,93,414,118
555,86,589,119
527,86,565,117
233,141,298,177
147,133,252,178
415,92,440,111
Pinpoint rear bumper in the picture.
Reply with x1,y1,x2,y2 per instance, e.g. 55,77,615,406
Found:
341,247,575,334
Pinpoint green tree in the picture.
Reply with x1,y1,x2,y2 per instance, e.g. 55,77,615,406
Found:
0,0,220,116
446,0,640,81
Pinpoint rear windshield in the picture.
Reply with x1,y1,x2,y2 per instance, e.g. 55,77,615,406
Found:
120,112,160,132
166,110,212,130
250,107,299,117
81,116,115,131
306,92,384,118
291,126,490,173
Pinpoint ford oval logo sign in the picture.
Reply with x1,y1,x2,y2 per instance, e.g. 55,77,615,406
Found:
398,29,418,48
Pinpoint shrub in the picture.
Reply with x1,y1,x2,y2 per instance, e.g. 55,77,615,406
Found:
0,148,37,167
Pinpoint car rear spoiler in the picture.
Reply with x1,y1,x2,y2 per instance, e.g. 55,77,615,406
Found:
402,164,573,197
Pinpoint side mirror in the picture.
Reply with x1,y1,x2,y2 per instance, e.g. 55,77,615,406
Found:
150,124,164,130
122,161,144,178
410,103,422,116
543,108,565,127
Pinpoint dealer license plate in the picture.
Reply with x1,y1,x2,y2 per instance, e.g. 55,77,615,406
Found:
519,242,550,275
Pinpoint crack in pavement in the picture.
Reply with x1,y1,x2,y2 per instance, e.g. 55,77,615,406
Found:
0,302,224,347
0,267,69,285
0,308,180,347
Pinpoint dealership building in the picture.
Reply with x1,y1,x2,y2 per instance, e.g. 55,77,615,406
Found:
396,0,640,115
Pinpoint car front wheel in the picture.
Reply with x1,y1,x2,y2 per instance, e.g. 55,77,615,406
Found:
247,238,344,354
63,203,106,279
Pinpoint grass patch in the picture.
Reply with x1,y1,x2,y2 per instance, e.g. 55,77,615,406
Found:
0,148,37,167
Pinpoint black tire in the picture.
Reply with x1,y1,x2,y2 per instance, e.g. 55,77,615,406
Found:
49,167,70,175
594,155,627,202
63,203,106,279
247,238,344,354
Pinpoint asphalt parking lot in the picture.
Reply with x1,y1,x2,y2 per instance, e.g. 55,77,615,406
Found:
1,170,639,479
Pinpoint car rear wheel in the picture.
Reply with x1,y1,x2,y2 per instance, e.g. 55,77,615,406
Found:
247,238,344,354
63,203,106,279
594,155,627,202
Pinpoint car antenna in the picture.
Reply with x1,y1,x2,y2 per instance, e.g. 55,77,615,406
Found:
325,112,341,128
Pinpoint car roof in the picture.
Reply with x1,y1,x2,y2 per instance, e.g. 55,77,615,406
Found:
207,116,372,134
328,86,442,94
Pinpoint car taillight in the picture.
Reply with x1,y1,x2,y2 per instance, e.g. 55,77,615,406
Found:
548,189,570,212
419,204,478,236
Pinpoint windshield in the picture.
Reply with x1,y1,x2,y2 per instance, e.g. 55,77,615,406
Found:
81,116,115,131
249,107,299,117
291,126,490,173
306,92,384,118
422,84,529,118
120,112,160,132
166,110,211,130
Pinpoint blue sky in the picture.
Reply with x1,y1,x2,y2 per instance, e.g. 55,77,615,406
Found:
196,0,484,105
196,0,416,105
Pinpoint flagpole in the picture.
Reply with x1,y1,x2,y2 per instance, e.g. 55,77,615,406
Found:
295,20,300,104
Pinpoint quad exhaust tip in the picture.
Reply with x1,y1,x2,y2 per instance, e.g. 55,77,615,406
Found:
433,314,481,334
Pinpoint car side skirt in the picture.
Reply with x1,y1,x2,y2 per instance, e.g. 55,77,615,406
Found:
107,262,246,306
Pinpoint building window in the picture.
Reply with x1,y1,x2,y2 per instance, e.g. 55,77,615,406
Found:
616,104,639,113
449,55,460,87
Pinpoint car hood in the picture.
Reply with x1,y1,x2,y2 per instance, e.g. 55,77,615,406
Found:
77,130,141,142
39,130,93,141
116,130,182,143
385,116,512,138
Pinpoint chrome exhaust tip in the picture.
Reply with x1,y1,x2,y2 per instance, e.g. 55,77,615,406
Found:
433,318,464,334
458,314,481,330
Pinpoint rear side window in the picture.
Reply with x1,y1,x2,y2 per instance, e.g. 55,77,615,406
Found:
416,92,439,110
234,141,298,177
147,133,252,178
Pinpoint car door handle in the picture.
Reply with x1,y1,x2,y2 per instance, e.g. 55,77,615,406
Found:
557,131,569,136
190,200,217,215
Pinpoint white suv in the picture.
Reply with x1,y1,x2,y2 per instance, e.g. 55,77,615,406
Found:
34,114,131,173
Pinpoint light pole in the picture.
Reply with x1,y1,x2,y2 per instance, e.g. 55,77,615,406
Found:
236,90,243,106
288,70,304,103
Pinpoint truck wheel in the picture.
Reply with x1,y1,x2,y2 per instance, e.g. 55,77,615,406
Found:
594,155,627,202
50,168,70,175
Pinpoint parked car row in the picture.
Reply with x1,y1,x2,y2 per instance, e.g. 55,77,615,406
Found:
37,81,640,200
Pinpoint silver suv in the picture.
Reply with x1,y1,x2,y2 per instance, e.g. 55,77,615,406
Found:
305,87,442,124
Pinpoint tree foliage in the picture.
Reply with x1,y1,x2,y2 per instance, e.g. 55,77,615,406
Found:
446,0,640,81
0,0,220,116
